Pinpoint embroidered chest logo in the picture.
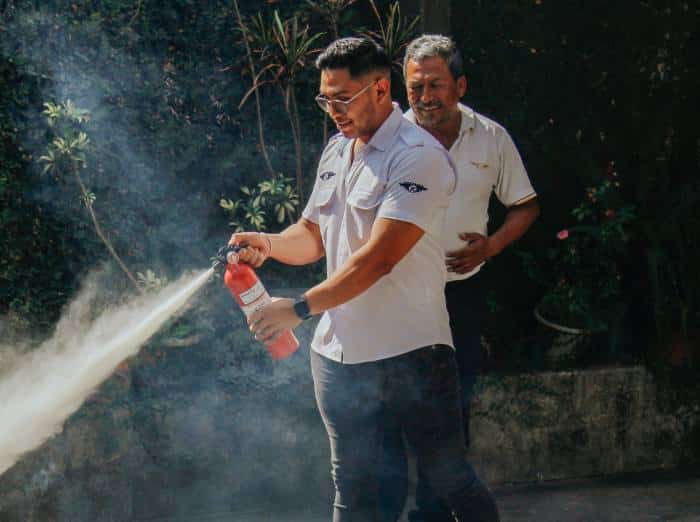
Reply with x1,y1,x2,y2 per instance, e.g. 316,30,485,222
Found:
399,182,428,193
469,161,489,170
320,171,336,181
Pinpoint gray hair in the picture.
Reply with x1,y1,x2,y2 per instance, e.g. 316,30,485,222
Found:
403,34,464,80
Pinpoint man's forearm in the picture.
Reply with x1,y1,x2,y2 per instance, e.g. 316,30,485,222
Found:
267,218,324,265
304,245,391,315
488,199,540,257
304,218,424,316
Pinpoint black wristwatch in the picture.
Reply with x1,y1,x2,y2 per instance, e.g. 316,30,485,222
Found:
293,295,312,321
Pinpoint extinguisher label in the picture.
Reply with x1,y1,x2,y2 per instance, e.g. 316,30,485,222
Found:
240,295,271,318
239,280,266,305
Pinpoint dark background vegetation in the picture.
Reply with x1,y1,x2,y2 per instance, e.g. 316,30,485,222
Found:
0,0,698,381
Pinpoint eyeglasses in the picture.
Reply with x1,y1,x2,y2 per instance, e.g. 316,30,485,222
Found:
314,80,377,115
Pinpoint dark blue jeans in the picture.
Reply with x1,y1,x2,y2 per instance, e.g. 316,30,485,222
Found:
380,273,490,522
311,344,494,522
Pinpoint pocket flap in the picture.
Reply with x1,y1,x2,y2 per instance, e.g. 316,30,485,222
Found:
313,174,338,207
348,172,383,209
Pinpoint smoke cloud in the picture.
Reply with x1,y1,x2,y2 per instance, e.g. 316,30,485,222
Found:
0,267,213,477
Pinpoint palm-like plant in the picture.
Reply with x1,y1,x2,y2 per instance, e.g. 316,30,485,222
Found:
363,0,420,71
239,10,324,201
307,0,358,39
232,0,275,178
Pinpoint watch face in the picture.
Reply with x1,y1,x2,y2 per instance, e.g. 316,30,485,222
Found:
294,297,310,320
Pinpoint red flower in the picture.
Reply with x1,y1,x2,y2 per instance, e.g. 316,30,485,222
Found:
557,229,569,240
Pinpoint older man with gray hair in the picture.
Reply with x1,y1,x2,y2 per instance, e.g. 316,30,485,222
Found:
379,34,538,522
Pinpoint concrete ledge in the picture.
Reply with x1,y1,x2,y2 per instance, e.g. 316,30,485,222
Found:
470,366,700,484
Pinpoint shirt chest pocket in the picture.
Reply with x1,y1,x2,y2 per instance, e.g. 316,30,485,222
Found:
312,177,339,238
346,170,384,245
457,158,497,199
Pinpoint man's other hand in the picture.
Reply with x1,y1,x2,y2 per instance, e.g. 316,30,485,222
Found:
248,297,301,343
446,232,494,274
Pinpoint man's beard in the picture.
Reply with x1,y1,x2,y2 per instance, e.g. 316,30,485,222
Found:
414,101,448,128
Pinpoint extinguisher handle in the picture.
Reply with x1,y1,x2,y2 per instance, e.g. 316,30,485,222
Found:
212,244,242,271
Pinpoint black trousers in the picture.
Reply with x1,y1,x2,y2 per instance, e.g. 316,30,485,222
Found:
379,272,489,522
311,345,495,522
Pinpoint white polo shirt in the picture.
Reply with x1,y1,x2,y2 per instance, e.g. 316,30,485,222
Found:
405,103,537,281
302,105,456,364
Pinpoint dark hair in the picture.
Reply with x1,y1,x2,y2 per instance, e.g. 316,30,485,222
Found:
403,34,464,80
316,37,391,78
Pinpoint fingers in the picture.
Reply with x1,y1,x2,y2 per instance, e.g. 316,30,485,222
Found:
248,308,263,326
446,245,476,258
228,231,259,247
246,297,295,345
254,325,280,344
459,232,486,242
446,235,483,258
237,246,265,268
228,232,268,267
229,232,270,254
446,249,480,273
447,258,478,274
247,313,280,344
445,248,460,258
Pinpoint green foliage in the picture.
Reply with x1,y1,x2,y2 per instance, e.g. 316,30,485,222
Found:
37,98,140,290
39,102,90,177
459,0,699,368
136,269,169,293
525,165,636,332
0,47,102,332
1,0,698,375
220,173,300,232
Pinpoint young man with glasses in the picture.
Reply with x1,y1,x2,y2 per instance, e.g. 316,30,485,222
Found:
229,37,499,522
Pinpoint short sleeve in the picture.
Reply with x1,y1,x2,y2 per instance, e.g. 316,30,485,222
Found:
495,130,537,207
376,145,456,232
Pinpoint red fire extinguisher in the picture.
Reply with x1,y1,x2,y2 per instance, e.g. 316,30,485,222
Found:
215,245,299,360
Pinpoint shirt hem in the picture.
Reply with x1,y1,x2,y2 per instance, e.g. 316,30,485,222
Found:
311,339,455,365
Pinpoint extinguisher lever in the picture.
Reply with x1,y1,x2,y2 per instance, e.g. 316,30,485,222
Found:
212,244,241,271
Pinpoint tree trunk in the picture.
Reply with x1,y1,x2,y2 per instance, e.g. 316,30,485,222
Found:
397,0,452,36
232,0,276,177
72,168,142,293
281,84,303,203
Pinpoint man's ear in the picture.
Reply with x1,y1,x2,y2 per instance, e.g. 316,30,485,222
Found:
457,75,467,98
376,76,391,102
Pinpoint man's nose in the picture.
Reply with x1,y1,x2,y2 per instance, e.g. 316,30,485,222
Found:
327,102,344,119
420,86,436,104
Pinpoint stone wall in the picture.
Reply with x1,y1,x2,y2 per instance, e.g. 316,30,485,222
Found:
470,366,700,484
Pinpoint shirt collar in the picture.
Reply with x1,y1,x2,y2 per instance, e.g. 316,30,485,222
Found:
339,102,403,158
457,103,476,134
366,102,403,152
